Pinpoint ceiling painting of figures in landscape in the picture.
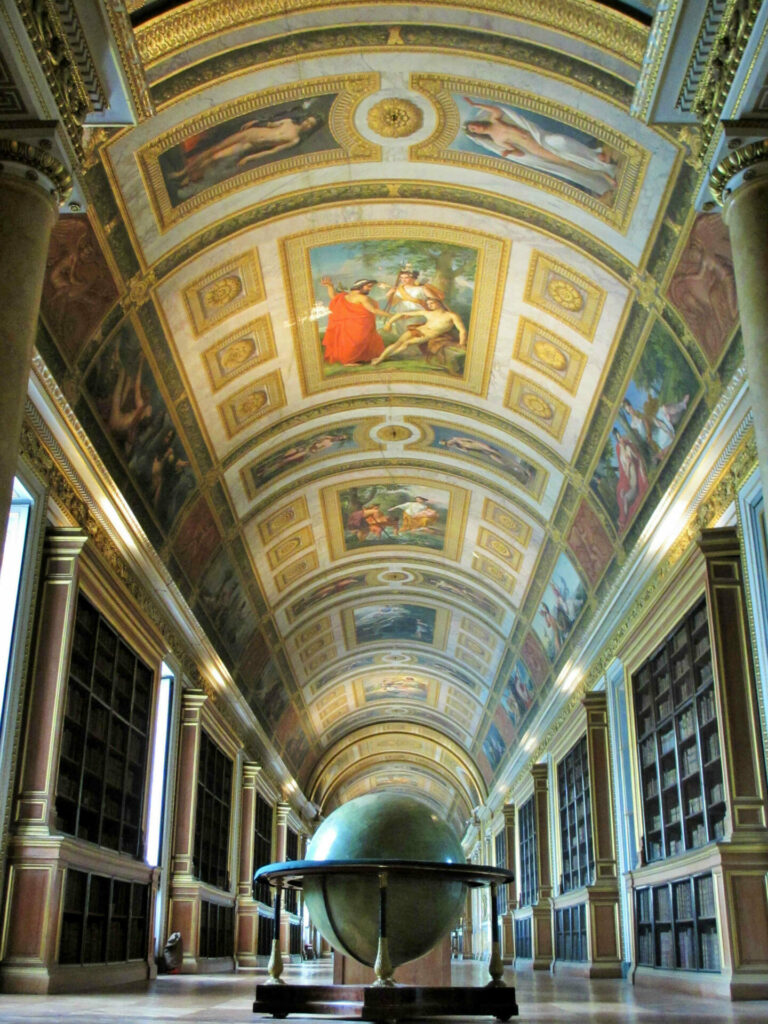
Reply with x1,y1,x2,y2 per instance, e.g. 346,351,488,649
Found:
30,0,747,822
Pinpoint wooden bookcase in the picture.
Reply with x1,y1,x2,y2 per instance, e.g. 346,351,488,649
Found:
59,869,149,966
633,597,725,864
284,826,299,914
193,731,233,890
557,735,594,892
514,917,532,959
518,796,537,908
635,873,719,971
55,593,152,859
554,903,588,962
252,792,274,906
494,829,508,913
198,900,235,959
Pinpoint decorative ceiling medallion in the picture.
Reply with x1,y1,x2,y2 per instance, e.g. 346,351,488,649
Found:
258,497,309,545
471,553,516,595
505,373,571,441
203,315,276,391
378,570,414,582
524,252,605,341
274,551,319,592
477,528,523,571
367,97,423,138
184,251,264,335
381,653,414,664
217,370,286,438
482,498,532,548
372,423,413,443
266,525,315,570
513,319,586,395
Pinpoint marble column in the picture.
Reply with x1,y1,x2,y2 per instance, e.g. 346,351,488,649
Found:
711,143,768,492
500,802,516,963
583,692,622,977
0,141,70,549
531,763,553,970
235,763,262,968
275,802,291,955
167,690,207,969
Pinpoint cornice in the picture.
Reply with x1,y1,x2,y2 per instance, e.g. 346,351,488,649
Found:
134,0,647,69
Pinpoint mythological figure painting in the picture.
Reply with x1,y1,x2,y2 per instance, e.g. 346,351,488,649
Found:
353,604,436,645
534,552,587,662
425,423,542,495
86,323,196,533
244,424,359,497
452,95,621,200
309,237,478,378
157,94,337,208
338,482,449,552
363,676,430,702
590,322,699,534
499,658,536,729
482,722,506,774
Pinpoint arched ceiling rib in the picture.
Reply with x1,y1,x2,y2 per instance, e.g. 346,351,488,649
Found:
37,0,742,826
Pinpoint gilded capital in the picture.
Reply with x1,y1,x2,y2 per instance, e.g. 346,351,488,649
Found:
709,139,768,205
0,139,72,204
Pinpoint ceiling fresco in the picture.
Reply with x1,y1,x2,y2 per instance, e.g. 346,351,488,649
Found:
34,0,741,834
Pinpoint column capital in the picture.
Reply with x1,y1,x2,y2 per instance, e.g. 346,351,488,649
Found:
180,688,208,723
276,801,291,826
242,762,262,784
709,138,768,207
502,801,515,824
582,689,609,724
531,762,549,785
0,138,71,206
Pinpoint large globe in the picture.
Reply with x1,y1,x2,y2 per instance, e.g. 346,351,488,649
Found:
303,793,466,968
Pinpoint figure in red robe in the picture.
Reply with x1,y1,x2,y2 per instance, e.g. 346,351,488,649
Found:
614,428,649,531
320,276,387,364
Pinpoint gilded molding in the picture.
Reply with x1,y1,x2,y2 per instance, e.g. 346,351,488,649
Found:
135,0,647,69
709,139,768,204
102,0,155,120
14,0,91,160
0,138,71,202
630,0,683,120
367,97,423,138
692,0,763,151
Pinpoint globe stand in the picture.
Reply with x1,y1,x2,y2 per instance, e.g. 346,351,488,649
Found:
253,860,518,1022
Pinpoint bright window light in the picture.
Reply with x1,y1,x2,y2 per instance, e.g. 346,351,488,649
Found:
0,480,33,715
145,667,173,866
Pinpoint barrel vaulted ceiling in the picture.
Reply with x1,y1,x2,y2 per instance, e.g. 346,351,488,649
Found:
21,0,747,835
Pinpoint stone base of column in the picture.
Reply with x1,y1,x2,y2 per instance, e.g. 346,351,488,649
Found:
586,883,622,978
235,899,261,968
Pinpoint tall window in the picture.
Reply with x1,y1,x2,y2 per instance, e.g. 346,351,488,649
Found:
0,479,33,718
253,793,273,905
145,666,173,868
193,732,233,889
517,796,537,907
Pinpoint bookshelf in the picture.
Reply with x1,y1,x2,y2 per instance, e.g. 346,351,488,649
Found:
633,597,726,864
55,593,151,859
284,827,299,915
193,731,233,889
198,900,234,959
58,868,148,965
495,829,508,913
557,736,594,892
252,793,274,906
635,873,719,971
518,796,537,908
555,903,588,962
514,917,532,959
257,911,275,956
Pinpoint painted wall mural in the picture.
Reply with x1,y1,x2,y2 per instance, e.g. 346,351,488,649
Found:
85,320,196,533
351,603,437,645
482,722,506,775
567,498,614,588
590,320,699,534
534,551,587,661
667,213,739,366
41,215,118,363
242,423,363,500
283,222,507,395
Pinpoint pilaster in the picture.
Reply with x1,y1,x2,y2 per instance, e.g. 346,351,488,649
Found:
531,763,553,970
235,763,262,969
275,802,291,956
500,802,516,963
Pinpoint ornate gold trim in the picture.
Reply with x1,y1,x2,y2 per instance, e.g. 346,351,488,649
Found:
0,138,71,202
135,0,647,70
709,139,768,205
368,98,423,138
